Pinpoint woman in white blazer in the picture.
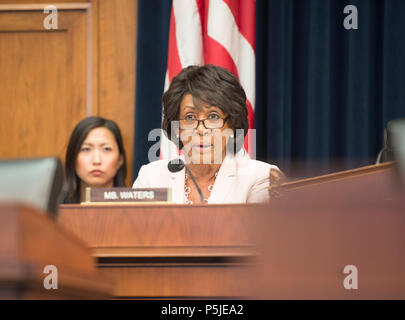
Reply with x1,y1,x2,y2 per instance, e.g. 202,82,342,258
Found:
133,65,282,204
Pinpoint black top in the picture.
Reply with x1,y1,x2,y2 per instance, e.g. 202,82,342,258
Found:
59,190,76,204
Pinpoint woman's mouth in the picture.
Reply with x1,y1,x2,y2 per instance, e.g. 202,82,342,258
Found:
90,170,103,177
192,144,213,153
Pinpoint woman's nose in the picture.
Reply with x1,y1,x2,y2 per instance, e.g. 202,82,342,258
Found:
195,120,210,136
92,150,102,164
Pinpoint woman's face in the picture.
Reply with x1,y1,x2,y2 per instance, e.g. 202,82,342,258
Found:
178,94,233,165
75,127,123,188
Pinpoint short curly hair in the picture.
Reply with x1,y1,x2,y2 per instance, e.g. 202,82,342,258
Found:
162,64,249,152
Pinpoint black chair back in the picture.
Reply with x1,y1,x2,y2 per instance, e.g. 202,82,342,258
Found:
0,157,63,218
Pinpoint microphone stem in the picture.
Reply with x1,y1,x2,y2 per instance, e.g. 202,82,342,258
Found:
185,165,205,204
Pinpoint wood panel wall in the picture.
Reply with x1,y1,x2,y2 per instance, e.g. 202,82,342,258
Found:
0,0,137,186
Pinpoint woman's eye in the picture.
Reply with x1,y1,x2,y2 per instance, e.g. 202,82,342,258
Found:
207,113,220,120
80,147,90,152
184,114,196,121
103,147,112,152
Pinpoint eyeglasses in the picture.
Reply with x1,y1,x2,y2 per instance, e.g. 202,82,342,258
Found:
179,116,229,130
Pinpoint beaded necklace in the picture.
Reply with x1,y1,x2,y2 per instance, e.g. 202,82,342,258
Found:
184,171,218,204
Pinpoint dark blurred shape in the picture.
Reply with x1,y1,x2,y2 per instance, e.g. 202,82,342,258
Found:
0,158,63,218
386,118,405,185
377,118,405,164
268,167,286,199
376,128,392,164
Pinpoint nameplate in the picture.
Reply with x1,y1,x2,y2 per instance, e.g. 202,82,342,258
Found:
84,187,171,203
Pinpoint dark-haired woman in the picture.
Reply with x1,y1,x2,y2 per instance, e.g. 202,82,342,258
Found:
133,64,281,204
61,116,127,203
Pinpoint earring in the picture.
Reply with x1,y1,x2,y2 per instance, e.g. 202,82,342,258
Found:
176,134,179,138
230,134,234,139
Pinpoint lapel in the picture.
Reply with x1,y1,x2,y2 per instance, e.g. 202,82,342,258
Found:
167,150,249,204
208,153,237,203
167,157,186,204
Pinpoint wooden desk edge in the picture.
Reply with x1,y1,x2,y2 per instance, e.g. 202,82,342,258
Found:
280,161,395,191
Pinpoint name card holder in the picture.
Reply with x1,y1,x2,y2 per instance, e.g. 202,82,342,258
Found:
82,187,172,205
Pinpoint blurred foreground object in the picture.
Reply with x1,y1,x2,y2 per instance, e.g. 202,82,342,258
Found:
0,158,63,218
255,161,405,299
0,204,113,299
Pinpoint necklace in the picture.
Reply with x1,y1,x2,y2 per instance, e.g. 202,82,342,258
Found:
184,171,218,205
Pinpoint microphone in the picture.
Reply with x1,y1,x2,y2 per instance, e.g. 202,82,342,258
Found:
167,158,185,173
167,159,204,204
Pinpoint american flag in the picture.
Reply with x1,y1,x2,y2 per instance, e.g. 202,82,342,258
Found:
160,0,255,159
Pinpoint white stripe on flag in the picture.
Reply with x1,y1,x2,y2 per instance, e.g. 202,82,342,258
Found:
164,70,170,92
173,0,204,67
207,0,256,107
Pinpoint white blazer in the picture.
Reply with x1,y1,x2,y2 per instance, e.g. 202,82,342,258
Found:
132,151,280,204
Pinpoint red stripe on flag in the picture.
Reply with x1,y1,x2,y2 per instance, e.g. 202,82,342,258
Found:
203,35,239,78
167,10,183,81
196,0,206,39
246,99,254,130
222,0,255,50
201,1,238,77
